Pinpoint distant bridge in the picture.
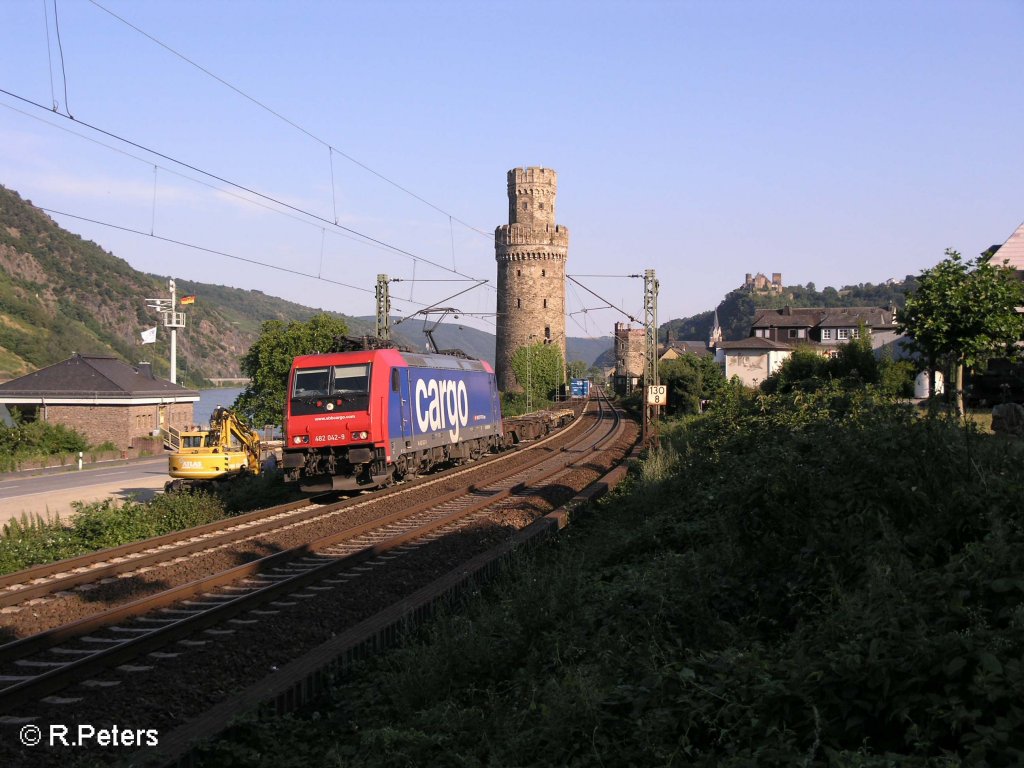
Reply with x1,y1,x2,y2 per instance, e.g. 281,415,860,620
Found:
208,378,250,386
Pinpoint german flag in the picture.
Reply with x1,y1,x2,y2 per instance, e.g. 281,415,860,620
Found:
180,295,196,305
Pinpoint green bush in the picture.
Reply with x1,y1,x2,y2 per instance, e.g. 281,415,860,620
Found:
212,469,301,514
0,420,89,468
0,492,225,574
198,383,1024,765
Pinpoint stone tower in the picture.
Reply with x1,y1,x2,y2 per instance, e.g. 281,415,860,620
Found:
494,167,569,392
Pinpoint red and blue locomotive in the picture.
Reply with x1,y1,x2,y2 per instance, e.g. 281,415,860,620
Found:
282,348,504,492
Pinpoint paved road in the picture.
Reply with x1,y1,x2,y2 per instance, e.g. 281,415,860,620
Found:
0,457,170,527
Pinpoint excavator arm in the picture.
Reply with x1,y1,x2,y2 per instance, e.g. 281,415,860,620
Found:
167,406,264,489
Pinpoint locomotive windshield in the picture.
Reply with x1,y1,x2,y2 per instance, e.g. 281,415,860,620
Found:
291,363,371,415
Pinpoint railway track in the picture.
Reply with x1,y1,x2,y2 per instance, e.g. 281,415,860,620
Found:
0,392,628,728
0,404,584,619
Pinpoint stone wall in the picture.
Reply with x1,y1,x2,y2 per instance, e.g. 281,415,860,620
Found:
45,402,194,449
495,167,569,392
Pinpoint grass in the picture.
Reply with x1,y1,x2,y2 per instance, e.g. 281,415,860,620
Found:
193,389,1024,766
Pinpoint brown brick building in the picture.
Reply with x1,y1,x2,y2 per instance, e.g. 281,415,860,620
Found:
0,354,199,449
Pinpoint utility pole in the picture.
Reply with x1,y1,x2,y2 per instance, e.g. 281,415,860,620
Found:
375,274,391,341
145,278,186,383
643,269,659,443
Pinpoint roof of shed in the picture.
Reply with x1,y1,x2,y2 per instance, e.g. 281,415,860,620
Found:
0,354,199,398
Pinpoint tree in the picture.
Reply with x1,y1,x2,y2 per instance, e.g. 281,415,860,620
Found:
566,360,589,380
658,354,726,415
509,343,564,409
233,313,349,426
898,249,1024,413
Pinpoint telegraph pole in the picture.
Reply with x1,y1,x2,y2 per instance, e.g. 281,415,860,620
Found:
376,274,391,341
643,269,659,443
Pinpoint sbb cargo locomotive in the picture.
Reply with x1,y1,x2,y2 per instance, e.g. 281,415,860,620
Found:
282,348,504,492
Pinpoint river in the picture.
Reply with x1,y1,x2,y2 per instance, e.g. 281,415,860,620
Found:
194,387,245,426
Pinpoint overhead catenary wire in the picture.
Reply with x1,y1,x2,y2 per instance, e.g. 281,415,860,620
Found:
42,0,57,111
42,207,376,296
86,0,493,240
0,101,444,263
51,0,72,117
0,86,495,291
566,276,639,323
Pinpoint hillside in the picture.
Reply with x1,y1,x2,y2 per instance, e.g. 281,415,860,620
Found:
0,185,375,385
663,277,918,344
0,185,612,384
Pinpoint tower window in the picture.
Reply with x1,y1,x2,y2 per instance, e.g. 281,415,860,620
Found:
538,202,544,209
522,202,528,210
543,299,548,309
516,298,521,309
541,269,546,277
516,268,521,277
545,326,551,339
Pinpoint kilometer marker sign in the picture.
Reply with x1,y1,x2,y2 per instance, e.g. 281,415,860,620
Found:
647,385,667,406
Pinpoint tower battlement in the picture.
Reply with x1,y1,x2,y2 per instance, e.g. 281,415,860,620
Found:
494,222,569,249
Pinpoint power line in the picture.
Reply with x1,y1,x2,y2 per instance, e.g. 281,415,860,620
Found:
0,99,446,264
0,86,495,289
86,0,493,239
566,276,638,323
41,205,374,296
37,208,500,325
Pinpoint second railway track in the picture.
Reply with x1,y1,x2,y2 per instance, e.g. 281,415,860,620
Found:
0,404,585,625
0,391,632,740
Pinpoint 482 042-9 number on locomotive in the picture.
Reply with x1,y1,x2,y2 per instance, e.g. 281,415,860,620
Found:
282,348,504,492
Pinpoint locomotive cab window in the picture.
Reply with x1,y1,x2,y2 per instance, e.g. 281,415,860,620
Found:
391,368,400,392
330,364,371,394
293,367,330,397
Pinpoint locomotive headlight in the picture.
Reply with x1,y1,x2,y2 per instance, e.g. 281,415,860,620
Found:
293,435,309,445
351,431,368,440
325,402,335,411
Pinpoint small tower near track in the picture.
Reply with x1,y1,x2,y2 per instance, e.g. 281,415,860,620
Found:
494,167,569,392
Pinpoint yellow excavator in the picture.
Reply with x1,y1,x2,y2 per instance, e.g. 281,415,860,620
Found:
166,406,264,492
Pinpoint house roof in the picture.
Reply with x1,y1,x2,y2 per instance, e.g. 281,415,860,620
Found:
816,307,895,328
751,308,824,328
993,221,1024,272
717,338,794,351
751,306,895,329
0,354,199,403
660,341,711,359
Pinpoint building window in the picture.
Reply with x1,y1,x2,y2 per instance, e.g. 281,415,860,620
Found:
787,329,806,339
821,328,833,340
851,328,861,339
755,328,766,338
837,329,850,340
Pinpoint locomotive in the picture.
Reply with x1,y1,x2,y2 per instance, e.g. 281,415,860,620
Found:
282,348,504,492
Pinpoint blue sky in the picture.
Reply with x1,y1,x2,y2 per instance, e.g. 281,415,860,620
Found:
1,0,1021,340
